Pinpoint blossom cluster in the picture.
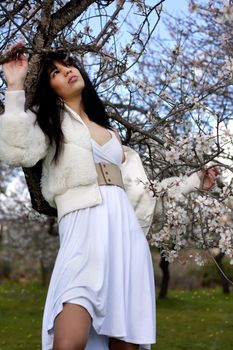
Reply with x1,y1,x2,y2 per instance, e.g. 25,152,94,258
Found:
143,128,233,263
164,133,218,165
149,184,233,263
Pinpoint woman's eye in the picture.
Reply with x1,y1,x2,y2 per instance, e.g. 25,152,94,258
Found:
52,70,59,77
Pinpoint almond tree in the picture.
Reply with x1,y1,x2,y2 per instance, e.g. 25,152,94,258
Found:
0,0,233,278
0,0,164,281
0,0,164,208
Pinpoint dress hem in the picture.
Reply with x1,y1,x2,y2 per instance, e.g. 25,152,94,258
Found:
47,297,154,349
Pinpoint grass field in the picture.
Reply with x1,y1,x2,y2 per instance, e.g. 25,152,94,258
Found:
156,288,233,350
0,280,232,350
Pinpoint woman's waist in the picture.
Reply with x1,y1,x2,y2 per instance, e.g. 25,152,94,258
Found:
95,162,124,190
55,166,125,223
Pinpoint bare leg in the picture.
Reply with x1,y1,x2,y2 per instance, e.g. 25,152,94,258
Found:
52,303,92,350
109,338,139,350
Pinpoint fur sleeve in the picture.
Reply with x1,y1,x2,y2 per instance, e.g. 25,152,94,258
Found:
121,145,201,235
0,90,48,167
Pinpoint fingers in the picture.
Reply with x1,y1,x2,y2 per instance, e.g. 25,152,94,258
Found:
212,166,220,175
203,167,220,190
207,166,220,178
205,170,216,182
204,166,220,176
199,166,220,191
1,42,27,65
5,42,25,54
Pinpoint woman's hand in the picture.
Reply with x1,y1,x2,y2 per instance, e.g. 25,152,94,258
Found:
199,166,220,190
2,42,28,91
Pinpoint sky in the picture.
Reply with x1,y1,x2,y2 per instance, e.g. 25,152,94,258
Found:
156,0,188,38
162,0,188,13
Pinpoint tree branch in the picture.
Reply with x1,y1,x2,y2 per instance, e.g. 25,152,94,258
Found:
107,105,164,146
0,0,29,27
50,0,96,37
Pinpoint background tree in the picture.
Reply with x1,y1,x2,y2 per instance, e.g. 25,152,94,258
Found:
0,159,59,284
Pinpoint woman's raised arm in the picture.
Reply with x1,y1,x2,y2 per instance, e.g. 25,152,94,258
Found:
0,44,48,167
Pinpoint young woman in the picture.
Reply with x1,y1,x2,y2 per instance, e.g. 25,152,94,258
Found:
0,47,218,350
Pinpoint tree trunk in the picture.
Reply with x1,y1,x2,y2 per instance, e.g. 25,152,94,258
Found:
158,255,170,299
214,252,230,294
40,258,53,287
23,162,57,217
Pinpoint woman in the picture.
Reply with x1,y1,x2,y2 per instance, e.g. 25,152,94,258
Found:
0,47,218,350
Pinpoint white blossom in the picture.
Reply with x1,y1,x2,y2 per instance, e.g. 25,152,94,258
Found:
165,148,180,163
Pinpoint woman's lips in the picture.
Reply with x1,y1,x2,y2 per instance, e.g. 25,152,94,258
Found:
68,76,78,83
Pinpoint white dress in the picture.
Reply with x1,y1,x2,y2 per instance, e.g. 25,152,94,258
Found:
42,130,156,349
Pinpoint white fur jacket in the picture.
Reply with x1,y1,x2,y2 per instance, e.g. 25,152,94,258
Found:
0,91,201,235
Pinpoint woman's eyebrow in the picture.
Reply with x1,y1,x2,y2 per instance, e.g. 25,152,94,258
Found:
48,61,70,77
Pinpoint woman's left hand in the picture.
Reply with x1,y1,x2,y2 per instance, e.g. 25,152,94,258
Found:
199,166,220,190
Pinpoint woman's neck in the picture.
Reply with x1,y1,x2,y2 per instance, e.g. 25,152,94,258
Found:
64,97,89,122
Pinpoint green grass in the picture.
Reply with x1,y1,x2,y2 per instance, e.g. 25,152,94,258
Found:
0,280,232,349
154,288,233,350
0,280,47,350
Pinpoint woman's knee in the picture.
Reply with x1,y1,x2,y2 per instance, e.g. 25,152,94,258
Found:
53,339,85,350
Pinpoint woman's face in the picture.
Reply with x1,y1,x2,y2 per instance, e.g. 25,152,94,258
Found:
48,60,85,100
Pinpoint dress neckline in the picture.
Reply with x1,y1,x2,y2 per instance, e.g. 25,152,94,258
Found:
64,104,115,148
91,130,114,147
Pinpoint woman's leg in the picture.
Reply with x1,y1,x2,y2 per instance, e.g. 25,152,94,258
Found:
109,338,139,350
52,303,92,350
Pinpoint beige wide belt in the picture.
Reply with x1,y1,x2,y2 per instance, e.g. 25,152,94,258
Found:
95,162,124,190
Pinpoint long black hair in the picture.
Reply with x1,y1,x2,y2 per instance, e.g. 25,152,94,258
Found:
30,52,112,163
